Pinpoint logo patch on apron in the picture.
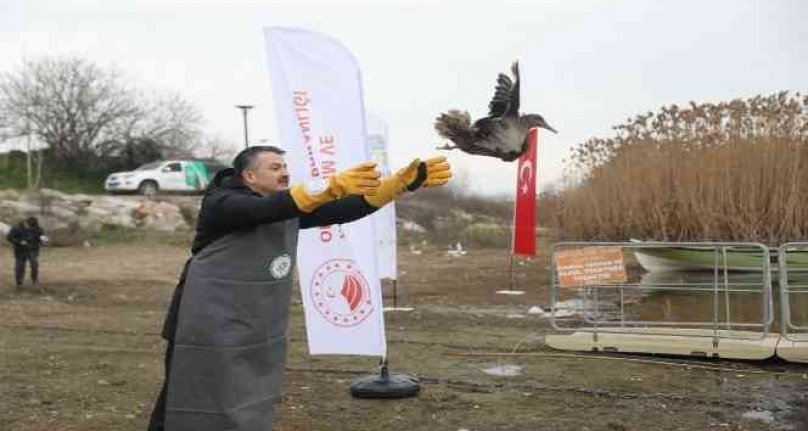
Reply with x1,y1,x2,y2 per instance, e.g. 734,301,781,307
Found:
269,253,292,279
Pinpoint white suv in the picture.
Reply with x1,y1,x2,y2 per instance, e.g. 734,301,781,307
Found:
104,159,228,195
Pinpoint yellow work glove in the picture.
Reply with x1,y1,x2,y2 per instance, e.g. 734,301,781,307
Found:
420,156,452,188
290,162,381,212
364,156,452,208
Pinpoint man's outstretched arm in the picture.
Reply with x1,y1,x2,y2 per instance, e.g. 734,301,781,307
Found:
204,162,381,231
300,156,452,229
299,195,378,229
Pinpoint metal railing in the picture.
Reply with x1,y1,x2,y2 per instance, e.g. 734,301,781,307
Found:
778,242,808,342
550,242,774,344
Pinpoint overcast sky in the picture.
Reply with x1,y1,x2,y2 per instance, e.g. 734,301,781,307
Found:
1,0,805,195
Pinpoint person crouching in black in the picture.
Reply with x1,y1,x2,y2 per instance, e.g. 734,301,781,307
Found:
6,216,45,289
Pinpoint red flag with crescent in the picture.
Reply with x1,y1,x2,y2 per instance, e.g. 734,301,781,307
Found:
511,128,538,256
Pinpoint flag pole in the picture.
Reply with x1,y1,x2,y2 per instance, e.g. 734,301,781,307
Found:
509,254,516,291
499,213,523,295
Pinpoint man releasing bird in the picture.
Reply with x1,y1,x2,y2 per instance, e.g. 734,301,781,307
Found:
434,61,557,162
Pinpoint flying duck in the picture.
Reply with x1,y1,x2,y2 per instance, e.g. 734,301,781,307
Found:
434,61,557,162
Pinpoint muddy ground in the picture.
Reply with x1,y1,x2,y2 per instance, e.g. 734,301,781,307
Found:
1,239,807,430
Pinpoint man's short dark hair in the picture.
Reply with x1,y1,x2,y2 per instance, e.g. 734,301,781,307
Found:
232,145,286,177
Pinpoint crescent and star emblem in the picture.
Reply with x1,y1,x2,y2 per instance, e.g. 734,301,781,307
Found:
519,160,533,195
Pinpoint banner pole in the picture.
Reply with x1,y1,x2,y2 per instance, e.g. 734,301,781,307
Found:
393,279,398,309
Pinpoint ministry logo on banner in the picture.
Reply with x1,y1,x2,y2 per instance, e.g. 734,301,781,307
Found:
311,258,374,327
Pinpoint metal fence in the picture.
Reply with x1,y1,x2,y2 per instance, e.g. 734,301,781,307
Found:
778,242,808,342
550,242,774,344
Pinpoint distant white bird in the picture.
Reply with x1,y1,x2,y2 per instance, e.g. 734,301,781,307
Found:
434,61,556,162
446,242,467,257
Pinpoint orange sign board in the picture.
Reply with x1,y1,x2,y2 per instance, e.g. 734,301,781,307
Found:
554,247,627,287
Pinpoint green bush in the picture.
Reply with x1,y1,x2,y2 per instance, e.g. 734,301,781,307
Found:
462,222,511,248
0,150,106,193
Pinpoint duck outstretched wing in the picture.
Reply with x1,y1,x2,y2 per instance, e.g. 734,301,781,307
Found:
487,61,520,119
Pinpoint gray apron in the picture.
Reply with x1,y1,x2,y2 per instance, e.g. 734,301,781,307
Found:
165,219,299,431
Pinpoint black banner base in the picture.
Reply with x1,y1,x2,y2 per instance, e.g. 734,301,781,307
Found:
350,362,420,399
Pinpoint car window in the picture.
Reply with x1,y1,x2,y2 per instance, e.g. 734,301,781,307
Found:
135,161,162,171
163,162,182,172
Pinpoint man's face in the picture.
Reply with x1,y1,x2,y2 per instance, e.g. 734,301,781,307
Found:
242,151,290,195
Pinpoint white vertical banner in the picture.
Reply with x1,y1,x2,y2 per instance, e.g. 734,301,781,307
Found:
265,27,386,356
366,113,397,280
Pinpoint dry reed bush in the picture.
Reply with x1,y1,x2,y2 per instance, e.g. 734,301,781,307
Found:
553,92,807,245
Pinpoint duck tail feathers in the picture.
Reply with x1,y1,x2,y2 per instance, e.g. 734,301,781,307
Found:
434,110,472,139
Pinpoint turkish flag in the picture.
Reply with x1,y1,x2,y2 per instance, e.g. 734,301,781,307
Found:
511,128,538,256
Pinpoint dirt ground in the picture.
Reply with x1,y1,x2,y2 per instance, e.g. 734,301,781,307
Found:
2,240,808,431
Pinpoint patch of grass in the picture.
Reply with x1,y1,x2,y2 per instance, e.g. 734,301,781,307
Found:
89,225,192,247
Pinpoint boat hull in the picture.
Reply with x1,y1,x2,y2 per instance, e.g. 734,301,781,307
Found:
633,247,808,272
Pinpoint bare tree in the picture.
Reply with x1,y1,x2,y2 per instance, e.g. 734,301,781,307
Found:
136,92,205,158
0,57,139,163
0,57,209,174
196,134,236,163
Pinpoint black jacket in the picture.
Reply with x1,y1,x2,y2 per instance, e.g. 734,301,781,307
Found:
190,168,378,253
6,223,44,255
162,168,380,339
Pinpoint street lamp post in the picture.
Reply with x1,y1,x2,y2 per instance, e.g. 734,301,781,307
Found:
235,105,254,149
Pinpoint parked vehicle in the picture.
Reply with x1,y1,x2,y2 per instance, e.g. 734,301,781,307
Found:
104,159,228,195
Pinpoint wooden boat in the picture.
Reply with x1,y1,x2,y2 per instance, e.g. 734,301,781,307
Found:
631,243,808,272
